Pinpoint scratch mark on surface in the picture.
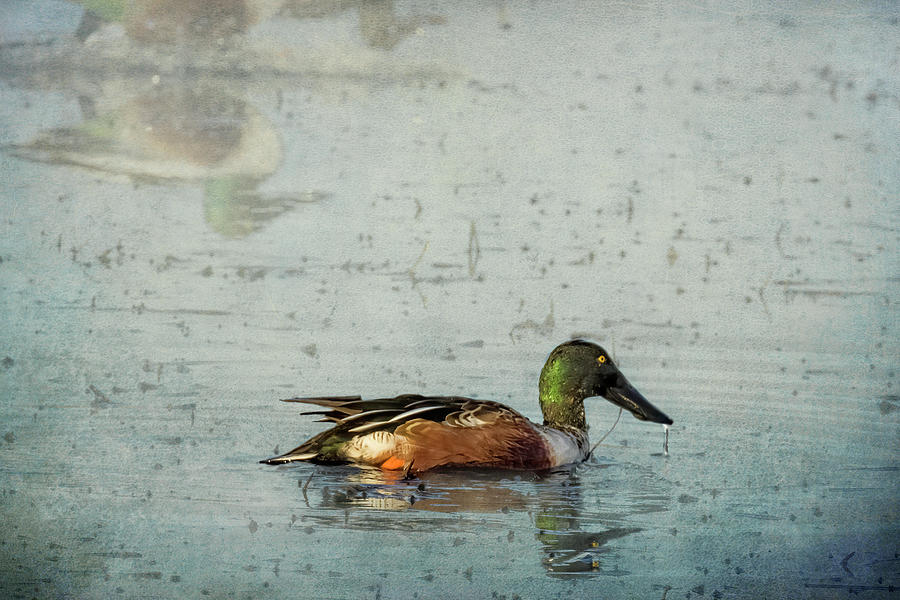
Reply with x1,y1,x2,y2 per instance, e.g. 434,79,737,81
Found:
509,301,554,342
755,274,772,320
804,583,895,592
841,551,855,576
407,241,429,307
88,385,110,413
468,221,480,277
775,222,796,260
302,471,315,508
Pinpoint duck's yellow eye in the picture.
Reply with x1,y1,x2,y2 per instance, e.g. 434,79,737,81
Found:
597,356,606,364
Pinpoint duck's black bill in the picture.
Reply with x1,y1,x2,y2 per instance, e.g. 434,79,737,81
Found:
603,376,673,425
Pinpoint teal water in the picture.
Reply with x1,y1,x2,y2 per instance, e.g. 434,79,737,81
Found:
1,1,897,598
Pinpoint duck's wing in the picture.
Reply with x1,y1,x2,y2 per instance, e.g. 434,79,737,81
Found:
283,394,476,429
260,395,483,464
260,395,542,468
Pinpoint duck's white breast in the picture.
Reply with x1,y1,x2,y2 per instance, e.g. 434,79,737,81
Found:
539,428,588,467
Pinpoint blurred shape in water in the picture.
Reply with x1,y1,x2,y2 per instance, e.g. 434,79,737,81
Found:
6,84,326,238
283,0,445,50
533,470,641,576
75,0,285,45
7,85,276,181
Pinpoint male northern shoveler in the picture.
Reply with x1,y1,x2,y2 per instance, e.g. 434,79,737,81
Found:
261,340,673,473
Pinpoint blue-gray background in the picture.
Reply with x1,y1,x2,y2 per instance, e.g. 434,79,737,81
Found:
1,1,897,598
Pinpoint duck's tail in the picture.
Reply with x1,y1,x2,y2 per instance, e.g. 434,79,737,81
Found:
259,447,319,465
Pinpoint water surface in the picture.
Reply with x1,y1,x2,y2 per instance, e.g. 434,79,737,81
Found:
1,1,897,598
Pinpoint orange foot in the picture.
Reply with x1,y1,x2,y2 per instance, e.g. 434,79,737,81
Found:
380,456,406,470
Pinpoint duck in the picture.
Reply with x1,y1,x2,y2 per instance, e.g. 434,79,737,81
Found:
261,340,673,473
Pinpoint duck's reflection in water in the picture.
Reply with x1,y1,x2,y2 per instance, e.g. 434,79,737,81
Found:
301,465,646,577
75,0,446,51
530,470,640,576
284,0,446,51
6,83,326,238
74,0,283,46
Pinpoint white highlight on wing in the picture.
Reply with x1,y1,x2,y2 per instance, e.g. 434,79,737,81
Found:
294,452,319,460
348,420,392,434
277,452,318,462
346,404,445,432
338,408,400,424
386,404,445,423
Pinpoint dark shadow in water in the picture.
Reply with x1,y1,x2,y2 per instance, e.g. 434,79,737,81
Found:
282,463,660,578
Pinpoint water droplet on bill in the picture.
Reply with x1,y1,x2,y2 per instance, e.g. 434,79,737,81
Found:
663,424,670,456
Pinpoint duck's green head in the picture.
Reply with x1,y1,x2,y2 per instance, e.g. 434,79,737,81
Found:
539,340,673,430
